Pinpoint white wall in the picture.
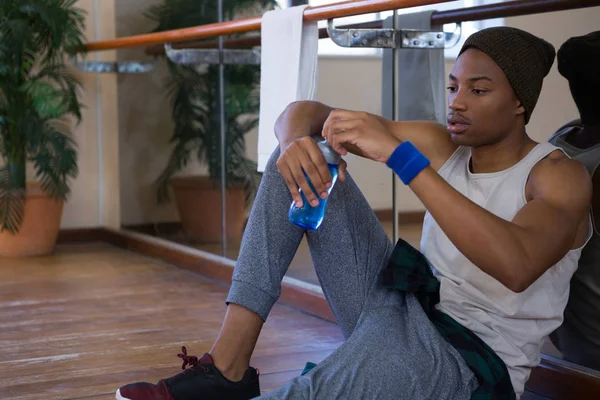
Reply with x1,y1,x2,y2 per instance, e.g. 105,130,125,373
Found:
60,0,120,229
112,4,600,225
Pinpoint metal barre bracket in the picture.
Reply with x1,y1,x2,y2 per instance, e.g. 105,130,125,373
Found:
165,43,261,65
326,19,461,49
71,57,158,74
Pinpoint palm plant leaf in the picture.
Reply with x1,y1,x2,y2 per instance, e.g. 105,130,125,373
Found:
29,120,78,199
0,166,25,233
0,106,7,158
17,0,87,58
0,0,86,233
22,80,69,119
32,62,84,122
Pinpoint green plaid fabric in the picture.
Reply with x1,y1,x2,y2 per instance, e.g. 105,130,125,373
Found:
301,238,516,400
380,238,516,400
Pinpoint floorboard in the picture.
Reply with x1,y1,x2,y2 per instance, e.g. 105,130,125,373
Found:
0,243,343,399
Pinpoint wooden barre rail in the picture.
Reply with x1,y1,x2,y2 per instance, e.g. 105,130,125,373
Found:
143,0,600,55
78,0,453,53
80,0,600,54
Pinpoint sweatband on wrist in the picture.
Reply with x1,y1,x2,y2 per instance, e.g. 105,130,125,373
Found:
386,141,430,185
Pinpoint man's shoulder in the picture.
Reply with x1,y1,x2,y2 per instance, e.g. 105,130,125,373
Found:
531,148,586,179
527,149,591,206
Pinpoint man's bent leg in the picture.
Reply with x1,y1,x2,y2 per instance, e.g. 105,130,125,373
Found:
256,291,478,400
211,147,309,379
219,145,393,356
224,147,307,321
305,172,394,338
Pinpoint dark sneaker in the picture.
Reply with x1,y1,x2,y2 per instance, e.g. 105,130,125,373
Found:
116,346,261,400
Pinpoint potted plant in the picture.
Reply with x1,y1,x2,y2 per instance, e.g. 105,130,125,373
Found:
0,0,86,257
146,0,278,244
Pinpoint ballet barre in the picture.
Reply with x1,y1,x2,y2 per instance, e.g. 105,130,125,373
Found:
74,0,453,53
143,0,600,55
70,0,600,73
69,0,600,54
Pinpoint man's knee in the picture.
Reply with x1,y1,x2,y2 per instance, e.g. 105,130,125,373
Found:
264,146,282,173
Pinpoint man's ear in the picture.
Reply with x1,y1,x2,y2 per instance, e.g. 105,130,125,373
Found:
516,101,525,117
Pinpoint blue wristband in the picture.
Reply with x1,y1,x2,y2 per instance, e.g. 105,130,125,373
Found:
386,141,430,185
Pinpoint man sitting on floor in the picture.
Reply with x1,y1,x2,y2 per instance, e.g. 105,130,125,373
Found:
116,27,592,400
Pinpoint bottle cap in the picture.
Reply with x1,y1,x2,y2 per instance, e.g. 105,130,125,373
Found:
317,139,342,165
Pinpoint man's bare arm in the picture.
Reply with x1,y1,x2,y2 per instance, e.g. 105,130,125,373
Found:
274,101,333,149
408,154,591,292
273,101,457,207
277,102,457,170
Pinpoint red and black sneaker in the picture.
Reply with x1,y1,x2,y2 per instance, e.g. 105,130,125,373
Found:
116,346,261,400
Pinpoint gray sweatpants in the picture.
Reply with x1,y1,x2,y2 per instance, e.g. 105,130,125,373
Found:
226,148,478,399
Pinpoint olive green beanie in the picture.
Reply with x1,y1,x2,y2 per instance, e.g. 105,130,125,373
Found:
458,27,556,124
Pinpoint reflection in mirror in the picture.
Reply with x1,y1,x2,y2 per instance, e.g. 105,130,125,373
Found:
117,0,275,261
541,30,600,372
117,0,205,249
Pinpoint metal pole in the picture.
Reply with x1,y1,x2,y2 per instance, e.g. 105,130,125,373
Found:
392,9,399,244
218,0,227,256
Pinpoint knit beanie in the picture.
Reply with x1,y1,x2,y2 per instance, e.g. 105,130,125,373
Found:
557,31,600,125
458,27,556,124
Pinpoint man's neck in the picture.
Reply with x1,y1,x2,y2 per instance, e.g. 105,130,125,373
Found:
470,132,536,174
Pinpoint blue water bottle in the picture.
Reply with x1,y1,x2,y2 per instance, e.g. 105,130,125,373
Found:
288,139,342,230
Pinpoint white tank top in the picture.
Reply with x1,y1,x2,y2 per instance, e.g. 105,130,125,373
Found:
420,142,592,398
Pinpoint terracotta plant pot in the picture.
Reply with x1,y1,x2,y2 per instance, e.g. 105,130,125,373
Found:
169,176,247,244
0,182,64,258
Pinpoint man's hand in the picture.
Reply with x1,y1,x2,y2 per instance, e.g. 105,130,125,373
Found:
277,137,347,208
322,110,401,163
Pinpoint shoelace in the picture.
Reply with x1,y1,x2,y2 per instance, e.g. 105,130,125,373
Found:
175,346,260,378
177,346,208,372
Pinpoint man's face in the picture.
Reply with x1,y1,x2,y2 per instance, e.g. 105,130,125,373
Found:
446,48,525,147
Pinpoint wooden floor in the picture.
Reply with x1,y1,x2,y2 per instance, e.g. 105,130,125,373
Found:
0,244,343,400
